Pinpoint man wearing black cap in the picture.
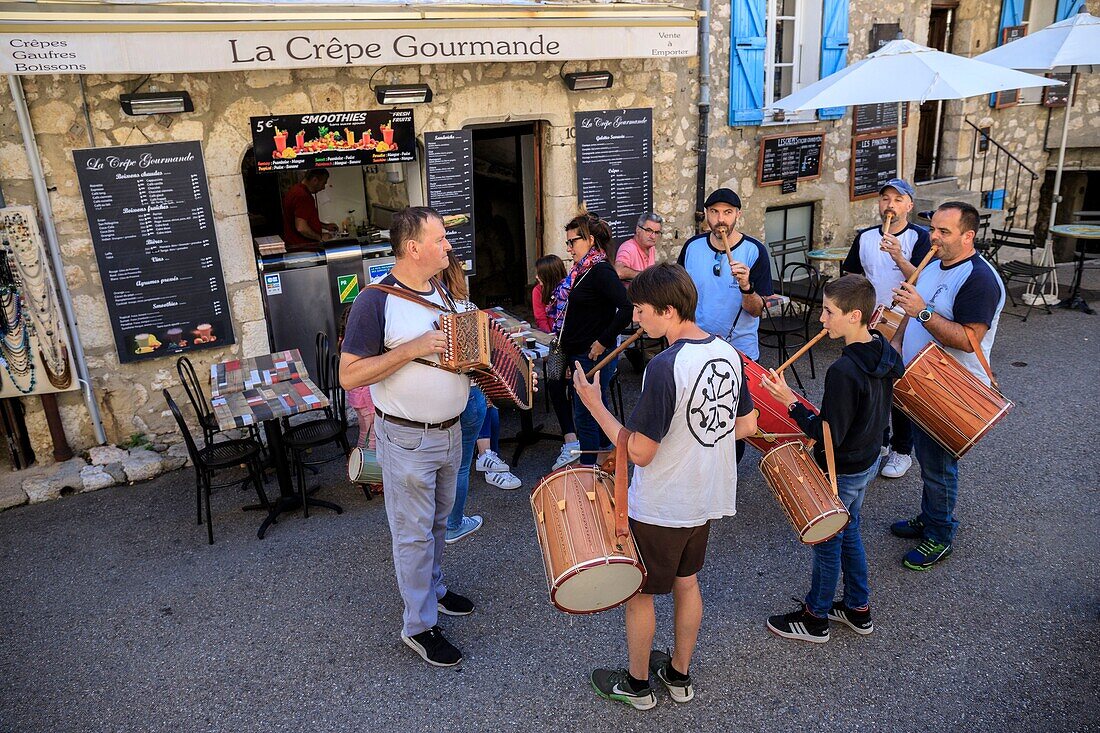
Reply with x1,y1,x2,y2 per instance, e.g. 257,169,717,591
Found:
841,178,932,480
677,188,773,361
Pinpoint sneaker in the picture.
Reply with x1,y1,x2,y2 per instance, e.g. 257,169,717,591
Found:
401,626,462,667
904,539,953,571
827,602,874,635
485,470,521,490
590,668,656,710
881,451,913,478
766,600,830,643
444,515,483,545
890,517,925,539
648,649,693,703
475,450,509,473
552,441,580,471
437,590,475,616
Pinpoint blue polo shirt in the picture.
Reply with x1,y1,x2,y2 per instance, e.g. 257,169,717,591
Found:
677,232,773,359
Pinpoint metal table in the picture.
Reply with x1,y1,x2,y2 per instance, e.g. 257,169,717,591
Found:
1050,223,1100,315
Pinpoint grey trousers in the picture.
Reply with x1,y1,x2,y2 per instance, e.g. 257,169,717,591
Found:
375,416,462,637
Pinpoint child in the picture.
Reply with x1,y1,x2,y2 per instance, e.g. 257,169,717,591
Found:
761,274,904,643
574,263,757,709
339,306,376,451
533,254,580,470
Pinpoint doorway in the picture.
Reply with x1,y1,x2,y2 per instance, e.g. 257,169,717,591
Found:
467,122,541,310
915,5,955,181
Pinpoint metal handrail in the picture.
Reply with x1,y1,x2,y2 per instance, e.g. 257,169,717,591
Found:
964,117,1040,230
964,118,1040,178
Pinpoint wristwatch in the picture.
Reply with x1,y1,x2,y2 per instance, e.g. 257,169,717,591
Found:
740,284,755,295
917,304,935,323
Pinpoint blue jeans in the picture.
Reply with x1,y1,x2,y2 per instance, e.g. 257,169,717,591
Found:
805,458,879,618
478,405,500,453
569,353,617,466
912,424,959,544
447,387,487,532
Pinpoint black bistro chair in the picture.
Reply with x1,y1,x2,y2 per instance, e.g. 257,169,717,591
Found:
177,355,263,448
164,389,270,545
991,229,1055,322
759,263,826,391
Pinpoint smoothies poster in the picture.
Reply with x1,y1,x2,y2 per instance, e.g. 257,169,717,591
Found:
251,109,416,172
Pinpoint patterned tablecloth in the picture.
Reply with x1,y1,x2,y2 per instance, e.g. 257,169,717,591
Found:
210,349,308,397
208,349,328,431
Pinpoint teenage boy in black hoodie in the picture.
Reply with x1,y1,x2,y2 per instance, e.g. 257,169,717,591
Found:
761,275,904,643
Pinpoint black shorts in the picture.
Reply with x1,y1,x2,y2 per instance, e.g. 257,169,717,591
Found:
629,518,711,595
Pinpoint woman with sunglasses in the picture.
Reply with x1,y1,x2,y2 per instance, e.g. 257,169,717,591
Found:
546,212,632,467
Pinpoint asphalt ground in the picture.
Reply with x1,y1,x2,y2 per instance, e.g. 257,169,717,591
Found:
1,274,1098,733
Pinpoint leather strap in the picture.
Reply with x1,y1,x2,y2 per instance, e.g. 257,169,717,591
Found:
613,427,631,537
963,325,1000,391
822,420,838,499
367,282,454,314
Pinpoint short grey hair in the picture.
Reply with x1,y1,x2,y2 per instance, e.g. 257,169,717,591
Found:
636,212,664,228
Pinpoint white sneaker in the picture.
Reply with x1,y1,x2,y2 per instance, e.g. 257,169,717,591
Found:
485,470,521,490
880,445,890,458
881,451,913,479
552,441,580,471
475,450,509,473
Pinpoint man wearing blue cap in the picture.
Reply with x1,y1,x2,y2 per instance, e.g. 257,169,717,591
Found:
841,178,931,479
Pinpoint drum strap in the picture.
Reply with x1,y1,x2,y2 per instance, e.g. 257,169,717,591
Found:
613,427,631,538
963,326,1000,392
822,420,839,499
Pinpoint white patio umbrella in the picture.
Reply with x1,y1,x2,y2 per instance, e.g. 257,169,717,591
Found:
976,11,1100,304
773,38,1058,177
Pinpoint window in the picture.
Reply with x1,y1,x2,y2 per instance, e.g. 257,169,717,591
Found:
765,203,814,277
764,0,823,123
1019,0,1058,104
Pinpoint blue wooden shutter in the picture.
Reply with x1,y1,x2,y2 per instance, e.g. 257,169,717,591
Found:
729,0,766,126
990,0,1026,106
817,0,850,120
1056,0,1085,21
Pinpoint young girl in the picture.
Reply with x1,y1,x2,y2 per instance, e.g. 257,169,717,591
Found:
339,306,376,451
533,254,580,471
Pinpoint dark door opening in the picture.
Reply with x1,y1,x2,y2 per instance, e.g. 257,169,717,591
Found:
468,123,541,310
915,7,954,181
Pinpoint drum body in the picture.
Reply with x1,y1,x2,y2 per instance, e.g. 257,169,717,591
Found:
759,442,849,544
347,447,384,485
893,343,1013,459
530,466,646,614
869,305,905,342
740,352,819,452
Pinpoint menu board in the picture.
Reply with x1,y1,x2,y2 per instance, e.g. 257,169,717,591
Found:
251,109,416,172
425,130,476,274
757,133,824,186
993,26,1027,109
1043,72,1075,108
73,141,235,363
575,108,653,245
853,103,909,135
850,133,901,201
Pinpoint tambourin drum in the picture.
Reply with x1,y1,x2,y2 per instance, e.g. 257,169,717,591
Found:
530,466,646,614
893,343,1013,459
869,305,905,342
759,441,849,544
739,352,819,453
347,447,383,485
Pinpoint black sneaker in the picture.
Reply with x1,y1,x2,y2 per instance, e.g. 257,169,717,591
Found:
401,626,462,667
590,668,657,710
767,600,830,644
648,649,693,703
437,590,474,616
890,517,925,539
827,602,874,635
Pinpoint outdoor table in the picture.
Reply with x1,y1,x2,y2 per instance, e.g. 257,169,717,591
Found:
209,350,342,538
808,246,849,281
1051,223,1100,315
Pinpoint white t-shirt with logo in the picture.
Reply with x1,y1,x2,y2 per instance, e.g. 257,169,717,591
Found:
843,222,933,307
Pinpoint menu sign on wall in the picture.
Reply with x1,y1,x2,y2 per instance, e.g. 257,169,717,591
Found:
853,103,909,135
251,109,416,172
758,133,824,186
575,108,653,245
73,141,235,363
850,133,901,201
425,130,476,274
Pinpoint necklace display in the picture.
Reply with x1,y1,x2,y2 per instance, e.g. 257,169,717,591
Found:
0,209,74,394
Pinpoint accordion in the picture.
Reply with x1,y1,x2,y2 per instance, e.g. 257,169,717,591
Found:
438,310,534,410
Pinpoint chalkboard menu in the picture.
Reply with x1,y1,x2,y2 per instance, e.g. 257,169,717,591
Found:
251,109,416,172
850,133,901,201
853,103,909,135
1043,72,1075,108
993,26,1027,109
575,108,653,245
425,130,476,274
73,141,235,363
757,133,824,186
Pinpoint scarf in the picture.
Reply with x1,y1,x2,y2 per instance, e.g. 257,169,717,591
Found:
547,247,606,334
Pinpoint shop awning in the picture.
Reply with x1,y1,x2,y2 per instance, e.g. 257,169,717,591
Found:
0,1,699,74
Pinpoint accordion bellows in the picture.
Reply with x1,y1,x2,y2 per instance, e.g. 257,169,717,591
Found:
439,310,534,410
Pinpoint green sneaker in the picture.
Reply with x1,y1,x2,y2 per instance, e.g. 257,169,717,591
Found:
903,539,953,570
590,668,656,710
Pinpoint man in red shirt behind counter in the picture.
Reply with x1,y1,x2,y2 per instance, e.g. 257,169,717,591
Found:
282,168,338,251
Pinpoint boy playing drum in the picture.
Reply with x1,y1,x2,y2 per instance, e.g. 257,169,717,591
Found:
573,263,757,709
761,275,904,642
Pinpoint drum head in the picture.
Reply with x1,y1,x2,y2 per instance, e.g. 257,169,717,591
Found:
802,511,850,544
552,560,644,614
347,448,363,481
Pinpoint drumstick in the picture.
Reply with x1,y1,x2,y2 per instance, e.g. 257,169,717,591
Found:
773,329,828,376
585,330,644,379
751,431,807,443
879,212,895,251
822,420,839,499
